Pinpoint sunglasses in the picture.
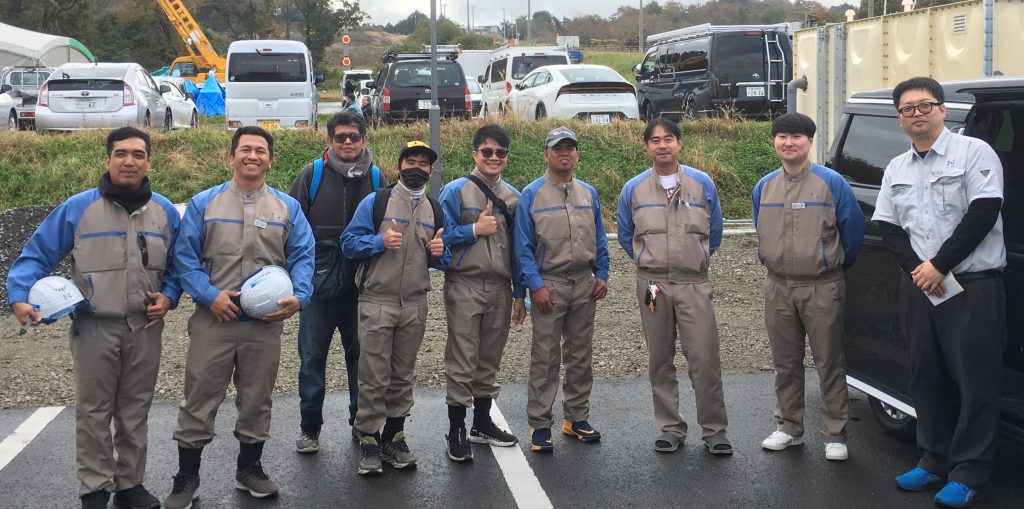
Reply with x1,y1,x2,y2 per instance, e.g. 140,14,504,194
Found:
477,148,509,159
331,133,363,144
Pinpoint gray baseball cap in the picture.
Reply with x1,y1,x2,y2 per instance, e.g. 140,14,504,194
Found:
545,126,578,148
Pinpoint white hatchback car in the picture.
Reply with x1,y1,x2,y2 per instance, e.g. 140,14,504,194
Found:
507,64,639,123
35,63,169,133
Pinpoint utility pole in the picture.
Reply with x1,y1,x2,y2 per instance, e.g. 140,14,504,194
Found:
502,8,506,39
466,0,470,31
639,1,644,53
429,0,442,198
527,0,531,43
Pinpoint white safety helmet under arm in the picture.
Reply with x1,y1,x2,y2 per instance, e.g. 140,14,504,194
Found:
28,276,86,323
239,265,295,319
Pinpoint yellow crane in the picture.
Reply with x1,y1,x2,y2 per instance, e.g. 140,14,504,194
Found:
156,0,226,84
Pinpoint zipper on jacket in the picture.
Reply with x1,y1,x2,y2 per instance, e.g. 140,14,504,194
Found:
137,233,149,267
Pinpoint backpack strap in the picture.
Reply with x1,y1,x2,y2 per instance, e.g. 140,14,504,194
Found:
465,174,513,243
308,158,324,205
371,185,393,232
370,165,382,191
427,195,445,237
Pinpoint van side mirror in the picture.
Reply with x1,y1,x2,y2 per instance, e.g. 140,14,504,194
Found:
478,74,485,83
632,64,642,77
0,84,10,93
185,92,195,100
314,71,326,85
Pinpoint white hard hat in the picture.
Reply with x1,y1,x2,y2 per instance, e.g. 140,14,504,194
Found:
28,276,85,323
239,265,294,318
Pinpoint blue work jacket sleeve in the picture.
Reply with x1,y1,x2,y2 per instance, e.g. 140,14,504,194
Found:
829,172,866,269
751,176,766,228
703,177,724,255
285,199,316,308
5,198,81,305
615,181,636,260
514,187,544,292
171,197,222,308
590,186,610,282
155,199,183,308
341,193,385,260
438,180,477,248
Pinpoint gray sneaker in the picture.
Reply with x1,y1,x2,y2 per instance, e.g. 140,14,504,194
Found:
382,431,417,469
295,430,320,454
163,471,199,509
358,435,383,476
235,461,280,498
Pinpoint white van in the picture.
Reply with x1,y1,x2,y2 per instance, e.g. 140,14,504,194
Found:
225,40,325,130
477,45,570,116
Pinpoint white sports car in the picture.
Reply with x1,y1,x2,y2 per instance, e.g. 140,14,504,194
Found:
507,64,639,123
153,77,198,129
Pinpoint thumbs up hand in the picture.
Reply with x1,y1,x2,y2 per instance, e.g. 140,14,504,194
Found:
428,227,445,257
475,202,498,237
383,219,403,250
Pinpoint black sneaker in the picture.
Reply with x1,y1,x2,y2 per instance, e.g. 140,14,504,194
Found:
235,461,280,498
112,483,160,509
470,419,519,447
80,490,110,509
163,471,200,509
381,431,417,469
447,426,473,462
358,435,383,476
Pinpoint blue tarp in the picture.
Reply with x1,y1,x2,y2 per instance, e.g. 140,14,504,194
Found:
196,73,224,116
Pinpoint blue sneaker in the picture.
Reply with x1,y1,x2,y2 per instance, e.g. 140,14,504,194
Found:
895,467,945,491
530,428,553,453
934,482,980,508
562,420,601,443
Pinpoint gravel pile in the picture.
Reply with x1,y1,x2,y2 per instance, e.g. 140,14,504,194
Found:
0,204,779,409
0,206,68,307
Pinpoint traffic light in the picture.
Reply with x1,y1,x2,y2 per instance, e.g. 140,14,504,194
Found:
341,29,351,69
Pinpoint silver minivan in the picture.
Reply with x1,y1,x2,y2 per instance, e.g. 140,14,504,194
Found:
35,63,169,133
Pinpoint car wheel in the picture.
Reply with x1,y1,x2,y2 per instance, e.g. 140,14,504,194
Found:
868,396,916,441
536,104,546,120
190,110,198,129
164,109,172,131
7,110,16,131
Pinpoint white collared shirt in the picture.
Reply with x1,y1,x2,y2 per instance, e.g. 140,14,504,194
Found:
873,128,1006,272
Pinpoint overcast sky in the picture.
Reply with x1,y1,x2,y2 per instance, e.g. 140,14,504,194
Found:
360,0,852,27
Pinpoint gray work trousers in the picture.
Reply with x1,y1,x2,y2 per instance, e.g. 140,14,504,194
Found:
444,280,513,407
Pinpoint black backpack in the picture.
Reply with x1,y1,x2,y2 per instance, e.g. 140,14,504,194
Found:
357,184,445,291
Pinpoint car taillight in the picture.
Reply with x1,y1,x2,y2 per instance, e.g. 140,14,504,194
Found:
464,86,471,111
123,83,136,106
294,120,309,128
227,121,242,128
506,81,512,94
37,84,48,107
382,87,391,112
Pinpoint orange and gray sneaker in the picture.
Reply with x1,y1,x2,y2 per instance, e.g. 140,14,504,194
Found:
530,427,553,453
562,420,601,442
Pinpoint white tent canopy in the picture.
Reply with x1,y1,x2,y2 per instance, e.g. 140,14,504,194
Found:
0,22,95,68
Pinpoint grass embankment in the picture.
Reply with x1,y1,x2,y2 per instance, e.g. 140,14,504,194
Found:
584,50,644,84
0,118,776,219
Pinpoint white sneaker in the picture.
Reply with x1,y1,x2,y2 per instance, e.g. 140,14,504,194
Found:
761,431,804,451
824,442,849,461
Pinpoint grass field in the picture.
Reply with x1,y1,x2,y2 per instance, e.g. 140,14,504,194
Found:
0,118,777,220
583,50,644,84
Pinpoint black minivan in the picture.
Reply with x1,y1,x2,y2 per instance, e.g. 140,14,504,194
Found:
828,77,1024,447
366,49,471,126
633,24,792,121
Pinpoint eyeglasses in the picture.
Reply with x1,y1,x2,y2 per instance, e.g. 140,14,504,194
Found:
477,148,509,159
331,132,363,144
897,102,942,117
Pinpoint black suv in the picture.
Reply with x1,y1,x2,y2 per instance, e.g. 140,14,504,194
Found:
367,49,471,125
828,77,1024,446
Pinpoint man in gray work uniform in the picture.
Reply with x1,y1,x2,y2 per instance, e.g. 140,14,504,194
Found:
875,77,1005,509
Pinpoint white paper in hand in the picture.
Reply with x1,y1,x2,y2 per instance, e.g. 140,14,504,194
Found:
926,273,964,306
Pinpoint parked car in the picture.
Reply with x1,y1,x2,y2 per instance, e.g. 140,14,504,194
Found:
478,45,570,117
466,77,483,117
507,64,638,123
35,62,169,133
634,23,793,120
1,66,52,130
366,49,471,125
828,77,1024,447
153,77,198,129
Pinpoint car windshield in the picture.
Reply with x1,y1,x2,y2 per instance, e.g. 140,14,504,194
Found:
390,63,463,87
510,55,566,80
557,67,622,83
228,52,307,82
467,79,481,93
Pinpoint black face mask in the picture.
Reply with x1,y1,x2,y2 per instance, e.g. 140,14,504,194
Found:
400,168,430,189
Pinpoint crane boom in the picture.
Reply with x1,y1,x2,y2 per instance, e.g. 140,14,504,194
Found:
156,0,226,83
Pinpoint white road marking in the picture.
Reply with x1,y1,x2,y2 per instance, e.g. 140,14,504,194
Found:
0,406,64,471
489,403,554,509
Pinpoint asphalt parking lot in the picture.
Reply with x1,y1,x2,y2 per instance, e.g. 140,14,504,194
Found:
2,373,1024,508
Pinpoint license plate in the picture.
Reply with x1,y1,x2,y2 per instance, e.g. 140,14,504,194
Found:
258,120,280,130
418,99,431,110
76,98,98,110
747,86,765,97
590,114,611,124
